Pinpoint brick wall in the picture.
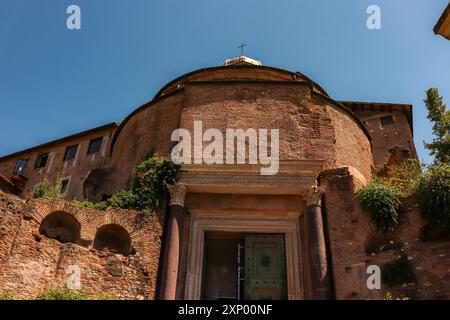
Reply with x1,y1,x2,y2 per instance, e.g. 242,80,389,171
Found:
0,191,163,300
320,167,450,300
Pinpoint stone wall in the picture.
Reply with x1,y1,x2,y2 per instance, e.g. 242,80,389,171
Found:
0,191,163,300
100,66,373,199
104,93,184,196
320,167,450,300
314,96,373,183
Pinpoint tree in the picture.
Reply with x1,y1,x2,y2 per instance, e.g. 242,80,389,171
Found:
423,88,450,164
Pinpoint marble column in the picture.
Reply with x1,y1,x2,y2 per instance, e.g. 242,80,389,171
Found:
160,184,187,300
306,186,330,300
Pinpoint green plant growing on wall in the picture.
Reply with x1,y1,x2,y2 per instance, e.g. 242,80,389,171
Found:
384,292,411,300
0,290,15,300
72,199,108,211
33,173,65,199
72,154,180,217
381,254,416,287
358,183,401,232
416,164,450,240
35,286,91,300
106,189,141,210
35,285,114,300
132,153,180,210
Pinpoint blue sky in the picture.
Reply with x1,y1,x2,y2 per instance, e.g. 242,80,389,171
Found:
0,0,449,164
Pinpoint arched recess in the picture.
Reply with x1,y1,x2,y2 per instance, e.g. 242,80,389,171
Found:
30,198,95,241
39,211,81,244
93,224,132,255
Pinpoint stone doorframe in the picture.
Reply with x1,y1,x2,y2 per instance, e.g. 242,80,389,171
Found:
184,215,304,300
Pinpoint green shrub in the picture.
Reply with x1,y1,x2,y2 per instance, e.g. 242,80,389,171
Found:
35,285,114,300
358,183,401,232
384,292,411,300
71,154,180,216
381,254,416,287
0,290,15,300
33,175,64,199
132,153,180,210
72,199,108,211
107,190,140,209
416,164,450,239
35,286,92,300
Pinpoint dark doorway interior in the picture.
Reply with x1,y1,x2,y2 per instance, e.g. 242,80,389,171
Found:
202,232,244,300
202,232,287,300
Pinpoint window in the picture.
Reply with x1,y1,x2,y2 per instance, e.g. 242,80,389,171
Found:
87,137,103,155
64,145,78,161
13,159,28,175
34,153,49,168
381,116,394,127
61,178,69,193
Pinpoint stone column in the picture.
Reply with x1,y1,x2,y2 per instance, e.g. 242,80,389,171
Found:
160,184,187,300
306,186,330,300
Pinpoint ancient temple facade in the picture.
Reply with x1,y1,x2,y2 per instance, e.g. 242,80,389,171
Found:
0,57,429,300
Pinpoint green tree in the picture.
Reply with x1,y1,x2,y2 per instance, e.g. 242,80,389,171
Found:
423,88,450,164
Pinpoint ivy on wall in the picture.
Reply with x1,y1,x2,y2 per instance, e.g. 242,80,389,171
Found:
74,153,180,218
358,183,401,232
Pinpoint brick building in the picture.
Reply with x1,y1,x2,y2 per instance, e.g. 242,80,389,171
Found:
0,123,118,200
1,58,448,300
435,2,450,40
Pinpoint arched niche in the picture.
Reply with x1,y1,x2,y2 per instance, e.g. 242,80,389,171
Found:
39,211,81,244
93,224,132,255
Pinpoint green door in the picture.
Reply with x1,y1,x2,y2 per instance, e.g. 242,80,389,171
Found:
244,234,287,300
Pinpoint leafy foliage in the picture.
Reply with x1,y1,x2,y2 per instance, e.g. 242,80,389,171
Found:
381,254,416,287
35,285,114,300
416,164,450,239
107,189,141,210
33,174,65,199
72,154,180,216
423,88,450,164
72,199,108,211
36,286,91,300
132,153,180,210
374,160,422,197
384,292,411,300
358,183,401,232
0,290,15,300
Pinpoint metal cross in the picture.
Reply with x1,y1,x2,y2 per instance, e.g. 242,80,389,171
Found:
238,42,247,56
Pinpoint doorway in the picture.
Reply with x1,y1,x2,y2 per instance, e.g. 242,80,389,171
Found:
202,232,287,300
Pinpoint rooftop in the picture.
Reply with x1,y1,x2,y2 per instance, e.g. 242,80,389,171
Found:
223,56,262,66
434,2,450,40
0,122,119,161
